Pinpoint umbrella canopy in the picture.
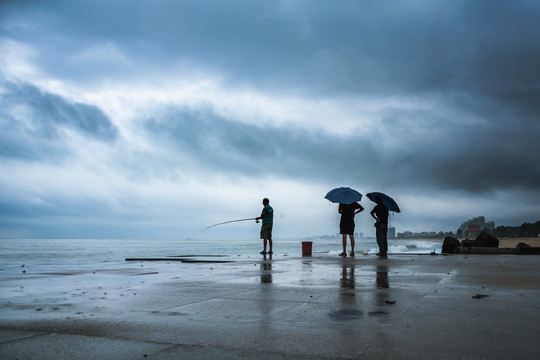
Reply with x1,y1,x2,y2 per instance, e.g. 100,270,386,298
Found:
325,187,363,204
366,192,401,213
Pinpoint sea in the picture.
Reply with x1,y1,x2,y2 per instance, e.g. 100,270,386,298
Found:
0,237,442,267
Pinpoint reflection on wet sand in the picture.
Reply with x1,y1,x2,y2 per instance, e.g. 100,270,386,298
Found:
376,265,389,289
258,257,273,333
330,263,363,320
366,265,389,318
260,255,272,283
341,264,355,291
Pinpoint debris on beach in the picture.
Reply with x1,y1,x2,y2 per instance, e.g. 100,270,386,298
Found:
368,310,389,317
472,294,489,300
385,300,396,304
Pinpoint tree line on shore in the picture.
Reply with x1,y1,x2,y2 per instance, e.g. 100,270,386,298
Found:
489,220,540,238
455,220,540,238
400,220,540,240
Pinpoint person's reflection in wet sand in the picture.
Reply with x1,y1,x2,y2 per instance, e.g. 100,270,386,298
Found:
376,265,389,289
369,265,392,353
373,265,390,311
341,264,355,294
258,255,273,333
260,254,272,283
330,263,362,321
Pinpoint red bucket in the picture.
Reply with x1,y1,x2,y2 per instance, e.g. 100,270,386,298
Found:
302,241,312,257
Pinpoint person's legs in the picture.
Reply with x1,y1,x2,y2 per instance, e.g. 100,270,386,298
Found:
260,224,270,254
349,234,355,256
381,226,388,255
376,226,388,256
341,234,347,253
267,225,273,253
376,227,383,255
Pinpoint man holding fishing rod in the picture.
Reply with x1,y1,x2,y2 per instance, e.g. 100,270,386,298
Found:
256,198,274,255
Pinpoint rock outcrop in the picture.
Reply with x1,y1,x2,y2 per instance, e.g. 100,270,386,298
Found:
442,236,460,254
473,232,499,248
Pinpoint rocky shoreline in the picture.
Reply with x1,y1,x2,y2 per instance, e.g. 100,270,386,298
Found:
442,232,540,254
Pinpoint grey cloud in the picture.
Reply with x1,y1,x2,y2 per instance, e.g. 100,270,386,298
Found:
143,105,540,193
144,109,281,174
0,195,147,239
4,1,539,96
0,80,118,160
375,99,540,193
143,107,372,178
2,0,537,152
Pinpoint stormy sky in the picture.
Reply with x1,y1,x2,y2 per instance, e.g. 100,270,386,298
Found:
1,0,539,240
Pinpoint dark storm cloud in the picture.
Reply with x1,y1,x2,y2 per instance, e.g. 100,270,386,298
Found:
3,1,539,95
0,80,118,161
2,0,538,188
144,105,540,193
3,1,539,146
143,106,370,176
378,103,540,193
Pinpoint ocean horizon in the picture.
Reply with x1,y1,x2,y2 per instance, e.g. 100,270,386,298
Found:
0,238,442,269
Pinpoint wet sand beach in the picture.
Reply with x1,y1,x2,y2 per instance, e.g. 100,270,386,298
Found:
497,237,540,247
1,252,540,359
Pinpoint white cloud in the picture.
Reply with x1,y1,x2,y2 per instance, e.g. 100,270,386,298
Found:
69,41,129,66
0,39,39,79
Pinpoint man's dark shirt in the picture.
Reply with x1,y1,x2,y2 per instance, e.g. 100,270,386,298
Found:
339,202,362,227
372,203,389,225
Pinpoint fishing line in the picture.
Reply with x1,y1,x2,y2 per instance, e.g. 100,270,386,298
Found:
202,218,259,231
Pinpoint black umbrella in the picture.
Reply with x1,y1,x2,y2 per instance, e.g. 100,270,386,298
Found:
324,187,363,204
366,192,401,213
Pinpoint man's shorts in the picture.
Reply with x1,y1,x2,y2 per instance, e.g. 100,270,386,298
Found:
260,223,273,240
340,225,355,235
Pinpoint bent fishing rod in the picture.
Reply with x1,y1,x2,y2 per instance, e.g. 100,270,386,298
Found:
202,218,259,231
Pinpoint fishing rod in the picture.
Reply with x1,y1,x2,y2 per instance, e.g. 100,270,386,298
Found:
202,218,259,231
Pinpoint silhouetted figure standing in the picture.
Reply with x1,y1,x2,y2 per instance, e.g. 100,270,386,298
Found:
338,202,364,257
256,198,273,255
370,197,389,257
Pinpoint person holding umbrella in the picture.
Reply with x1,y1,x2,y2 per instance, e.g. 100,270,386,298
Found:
370,196,389,257
338,202,364,257
324,187,365,257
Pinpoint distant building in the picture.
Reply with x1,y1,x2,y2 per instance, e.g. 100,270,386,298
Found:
388,227,396,239
398,231,413,238
458,216,495,238
467,224,480,236
415,231,437,237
